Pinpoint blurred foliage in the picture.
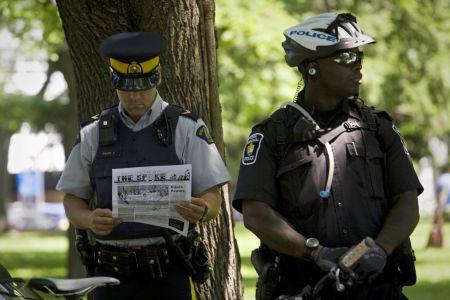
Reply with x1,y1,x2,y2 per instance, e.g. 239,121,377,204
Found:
215,0,299,188
216,0,450,194
0,93,68,133
0,0,64,54
0,0,70,138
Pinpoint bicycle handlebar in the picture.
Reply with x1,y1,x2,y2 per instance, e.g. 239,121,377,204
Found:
339,237,374,269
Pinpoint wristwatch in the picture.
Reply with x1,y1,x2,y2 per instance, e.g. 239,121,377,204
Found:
304,237,320,261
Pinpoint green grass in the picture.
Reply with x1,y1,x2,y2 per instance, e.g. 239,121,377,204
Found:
234,222,260,300
0,231,68,300
1,220,450,300
401,220,450,300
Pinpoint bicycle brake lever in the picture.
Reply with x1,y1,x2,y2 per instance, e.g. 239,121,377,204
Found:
333,268,345,292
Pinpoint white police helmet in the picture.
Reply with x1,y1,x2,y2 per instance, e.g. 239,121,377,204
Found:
282,12,375,67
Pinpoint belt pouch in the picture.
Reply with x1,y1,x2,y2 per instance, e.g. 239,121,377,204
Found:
99,248,134,276
145,246,163,278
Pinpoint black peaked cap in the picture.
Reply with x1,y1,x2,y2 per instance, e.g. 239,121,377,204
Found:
100,32,166,63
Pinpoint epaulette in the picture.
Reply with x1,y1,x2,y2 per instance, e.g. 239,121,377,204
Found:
250,105,299,134
373,110,392,121
79,104,117,129
179,108,199,122
79,103,118,128
351,99,381,131
79,114,99,129
251,107,300,161
251,117,271,132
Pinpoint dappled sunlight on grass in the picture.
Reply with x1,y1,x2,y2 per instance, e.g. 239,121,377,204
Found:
234,222,259,300
403,219,450,299
0,230,68,280
0,231,68,252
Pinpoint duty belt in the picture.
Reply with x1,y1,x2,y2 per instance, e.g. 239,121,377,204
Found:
96,244,170,278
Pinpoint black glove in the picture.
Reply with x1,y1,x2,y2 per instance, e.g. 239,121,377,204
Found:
316,246,349,271
352,243,387,283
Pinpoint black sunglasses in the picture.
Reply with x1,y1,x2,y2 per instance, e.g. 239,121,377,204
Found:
332,50,364,65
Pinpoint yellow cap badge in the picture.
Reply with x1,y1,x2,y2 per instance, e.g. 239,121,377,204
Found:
127,61,142,74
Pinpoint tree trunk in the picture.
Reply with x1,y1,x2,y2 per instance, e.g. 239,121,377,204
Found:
55,0,242,298
57,44,86,279
0,130,12,233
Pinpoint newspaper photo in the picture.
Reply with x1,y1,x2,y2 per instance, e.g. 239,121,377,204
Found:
112,164,191,236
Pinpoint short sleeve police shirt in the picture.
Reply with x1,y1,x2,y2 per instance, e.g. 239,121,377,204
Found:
57,93,230,199
232,103,423,213
376,113,423,197
233,122,280,212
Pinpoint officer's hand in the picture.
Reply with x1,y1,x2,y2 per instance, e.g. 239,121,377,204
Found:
352,243,387,283
315,246,349,271
174,198,208,223
88,208,122,236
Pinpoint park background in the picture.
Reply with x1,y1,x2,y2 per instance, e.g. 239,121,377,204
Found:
0,0,449,299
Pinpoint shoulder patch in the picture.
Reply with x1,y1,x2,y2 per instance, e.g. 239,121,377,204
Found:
242,133,264,165
196,125,214,144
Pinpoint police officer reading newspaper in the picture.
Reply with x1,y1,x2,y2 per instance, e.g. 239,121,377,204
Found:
233,13,423,300
57,32,230,300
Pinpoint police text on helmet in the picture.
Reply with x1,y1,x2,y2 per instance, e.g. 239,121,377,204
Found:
288,30,337,43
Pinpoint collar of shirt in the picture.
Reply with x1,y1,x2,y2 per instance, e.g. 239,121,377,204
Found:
297,97,360,129
118,92,169,131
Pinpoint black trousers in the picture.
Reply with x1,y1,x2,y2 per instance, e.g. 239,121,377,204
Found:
93,262,194,300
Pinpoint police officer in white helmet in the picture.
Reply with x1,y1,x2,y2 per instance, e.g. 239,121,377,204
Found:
233,12,422,300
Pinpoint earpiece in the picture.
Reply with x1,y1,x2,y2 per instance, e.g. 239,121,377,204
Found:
308,68,317,76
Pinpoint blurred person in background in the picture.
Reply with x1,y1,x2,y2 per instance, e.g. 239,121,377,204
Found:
427,164,450,247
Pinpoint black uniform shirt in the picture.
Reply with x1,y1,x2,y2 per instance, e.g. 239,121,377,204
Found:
233,99,423,245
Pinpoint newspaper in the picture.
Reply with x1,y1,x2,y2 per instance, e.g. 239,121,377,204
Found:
112,164,191,236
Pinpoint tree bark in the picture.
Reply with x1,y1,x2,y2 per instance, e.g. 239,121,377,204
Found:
55,0,242,298
0,130,12,233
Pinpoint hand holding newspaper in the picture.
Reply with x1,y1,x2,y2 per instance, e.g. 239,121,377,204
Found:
112,164,191,236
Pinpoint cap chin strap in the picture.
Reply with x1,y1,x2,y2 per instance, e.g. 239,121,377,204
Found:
281,101,335,199
111,69,159,91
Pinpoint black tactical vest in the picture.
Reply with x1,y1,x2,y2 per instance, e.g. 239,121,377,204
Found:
266,100,390,246
90,105,185,240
